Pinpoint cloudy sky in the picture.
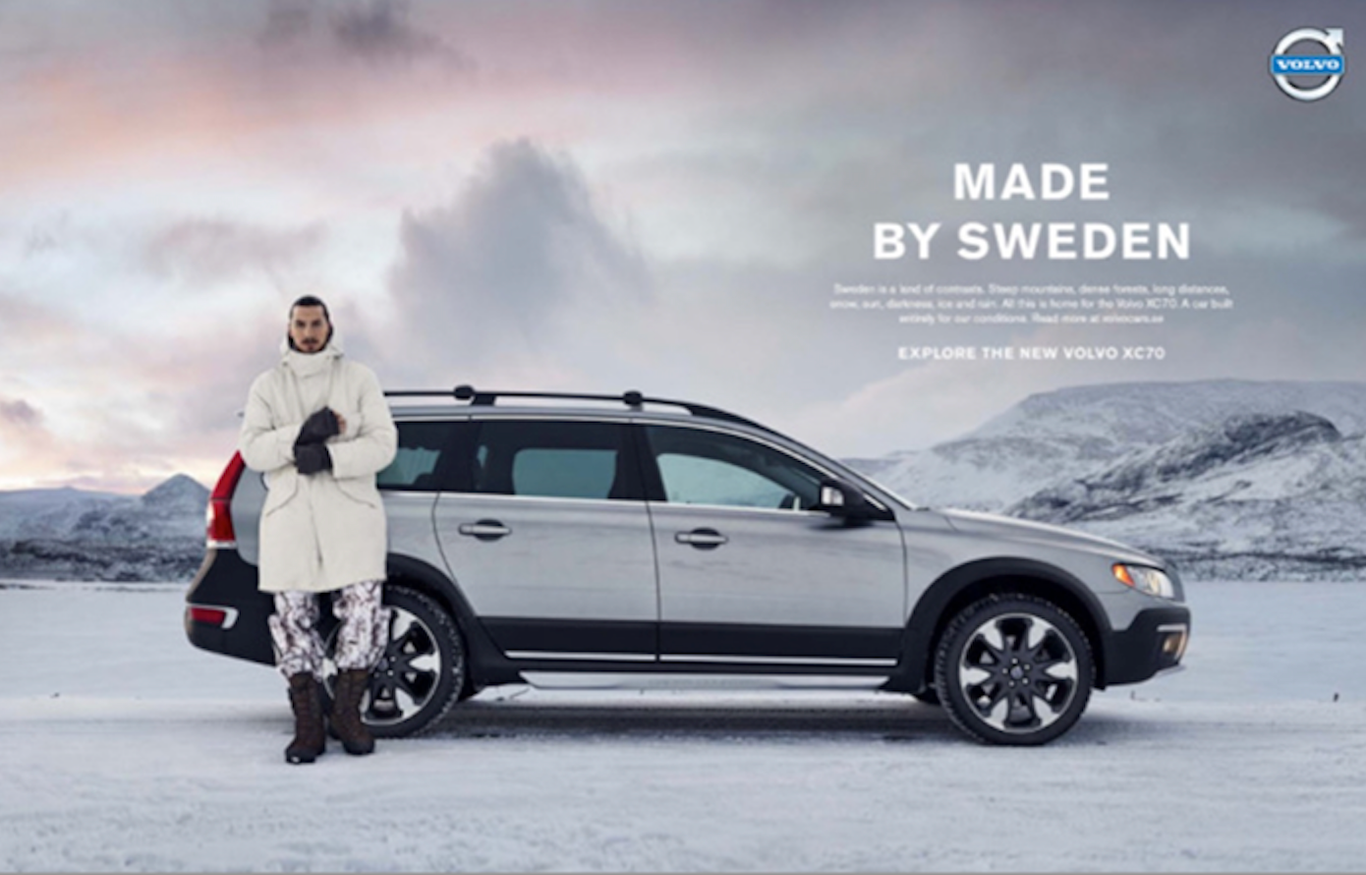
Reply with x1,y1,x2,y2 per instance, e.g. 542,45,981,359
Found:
1,0,1363,492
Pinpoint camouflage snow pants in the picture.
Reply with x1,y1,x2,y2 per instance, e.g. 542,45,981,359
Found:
268,580,392,681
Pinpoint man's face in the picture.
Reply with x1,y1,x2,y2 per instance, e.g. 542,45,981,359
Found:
288,305,330,353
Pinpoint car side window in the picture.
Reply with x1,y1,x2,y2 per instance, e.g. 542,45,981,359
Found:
643,425,824,510
469,420,636,501
377,420,461,491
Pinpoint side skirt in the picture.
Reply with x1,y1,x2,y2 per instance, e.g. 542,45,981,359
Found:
519,672,892,691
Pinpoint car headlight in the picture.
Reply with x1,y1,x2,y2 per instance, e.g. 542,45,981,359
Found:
1112,564,1176,599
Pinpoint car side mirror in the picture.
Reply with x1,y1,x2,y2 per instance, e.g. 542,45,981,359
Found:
816,479,872,519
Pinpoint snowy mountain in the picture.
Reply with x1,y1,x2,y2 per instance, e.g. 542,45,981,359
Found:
0,475,208,582
1009,413,1366,580
846,380,1366,581
848,380,1366,512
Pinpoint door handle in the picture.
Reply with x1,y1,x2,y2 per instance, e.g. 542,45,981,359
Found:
675,528,728,549
458,520,511,541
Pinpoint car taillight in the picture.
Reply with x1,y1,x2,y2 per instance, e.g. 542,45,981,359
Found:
188,606,226,625
206,452,246,548
186,604,240,629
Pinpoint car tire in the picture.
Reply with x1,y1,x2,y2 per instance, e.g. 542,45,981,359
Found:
323,585,467,738
934,594,1093,746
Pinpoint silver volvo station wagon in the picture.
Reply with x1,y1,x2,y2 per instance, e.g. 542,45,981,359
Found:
186,386,1190,745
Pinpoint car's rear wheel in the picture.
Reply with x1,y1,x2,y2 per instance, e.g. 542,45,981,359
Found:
323,585,466,738
934,594,1093,746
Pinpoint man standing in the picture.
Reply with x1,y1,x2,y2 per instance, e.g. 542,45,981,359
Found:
239,296,398,764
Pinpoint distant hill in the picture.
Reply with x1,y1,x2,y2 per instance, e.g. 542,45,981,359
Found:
845,380,1366,581
0,475,208,582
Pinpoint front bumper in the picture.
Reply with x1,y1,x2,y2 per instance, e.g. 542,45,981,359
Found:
1102,605,1191,686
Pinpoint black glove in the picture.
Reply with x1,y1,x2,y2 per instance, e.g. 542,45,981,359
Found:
294,443,333,475
296,408,340,445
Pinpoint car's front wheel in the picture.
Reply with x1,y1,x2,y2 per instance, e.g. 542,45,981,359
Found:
324,585,466,738
934,594,1093,745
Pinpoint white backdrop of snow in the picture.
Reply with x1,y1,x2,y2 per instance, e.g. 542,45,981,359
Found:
0,580,1364,872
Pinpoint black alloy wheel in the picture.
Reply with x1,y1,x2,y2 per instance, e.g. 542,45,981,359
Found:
934,594,1094,745
323,585,467,738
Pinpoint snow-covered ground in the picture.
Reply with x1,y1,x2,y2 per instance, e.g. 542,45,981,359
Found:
1,580,1364,872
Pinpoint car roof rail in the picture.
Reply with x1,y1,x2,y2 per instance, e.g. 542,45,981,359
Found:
384,385,776,433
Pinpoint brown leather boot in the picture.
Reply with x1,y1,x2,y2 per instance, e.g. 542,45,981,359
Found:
330,669,376,756
285,672,326,764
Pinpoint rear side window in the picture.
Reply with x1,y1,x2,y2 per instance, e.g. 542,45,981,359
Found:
377,420,461,491
469,420,638,501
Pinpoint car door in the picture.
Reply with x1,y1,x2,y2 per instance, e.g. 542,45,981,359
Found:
432,417,659,664
641,423,906,670
376,417,469,580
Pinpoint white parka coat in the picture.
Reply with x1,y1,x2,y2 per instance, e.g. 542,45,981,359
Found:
238,337,397,594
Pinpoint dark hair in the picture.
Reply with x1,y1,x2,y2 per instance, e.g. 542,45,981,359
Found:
290,295,330,321
287,295,333,350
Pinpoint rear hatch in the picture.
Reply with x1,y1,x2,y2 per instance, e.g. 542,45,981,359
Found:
183,452,276,665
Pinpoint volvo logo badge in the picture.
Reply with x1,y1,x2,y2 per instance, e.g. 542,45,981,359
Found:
1270,28,1346,102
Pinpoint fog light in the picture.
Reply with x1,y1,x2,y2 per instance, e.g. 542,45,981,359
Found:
1158,624,1189,661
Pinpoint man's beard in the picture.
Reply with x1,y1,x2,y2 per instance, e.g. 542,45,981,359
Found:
288,332,331,353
